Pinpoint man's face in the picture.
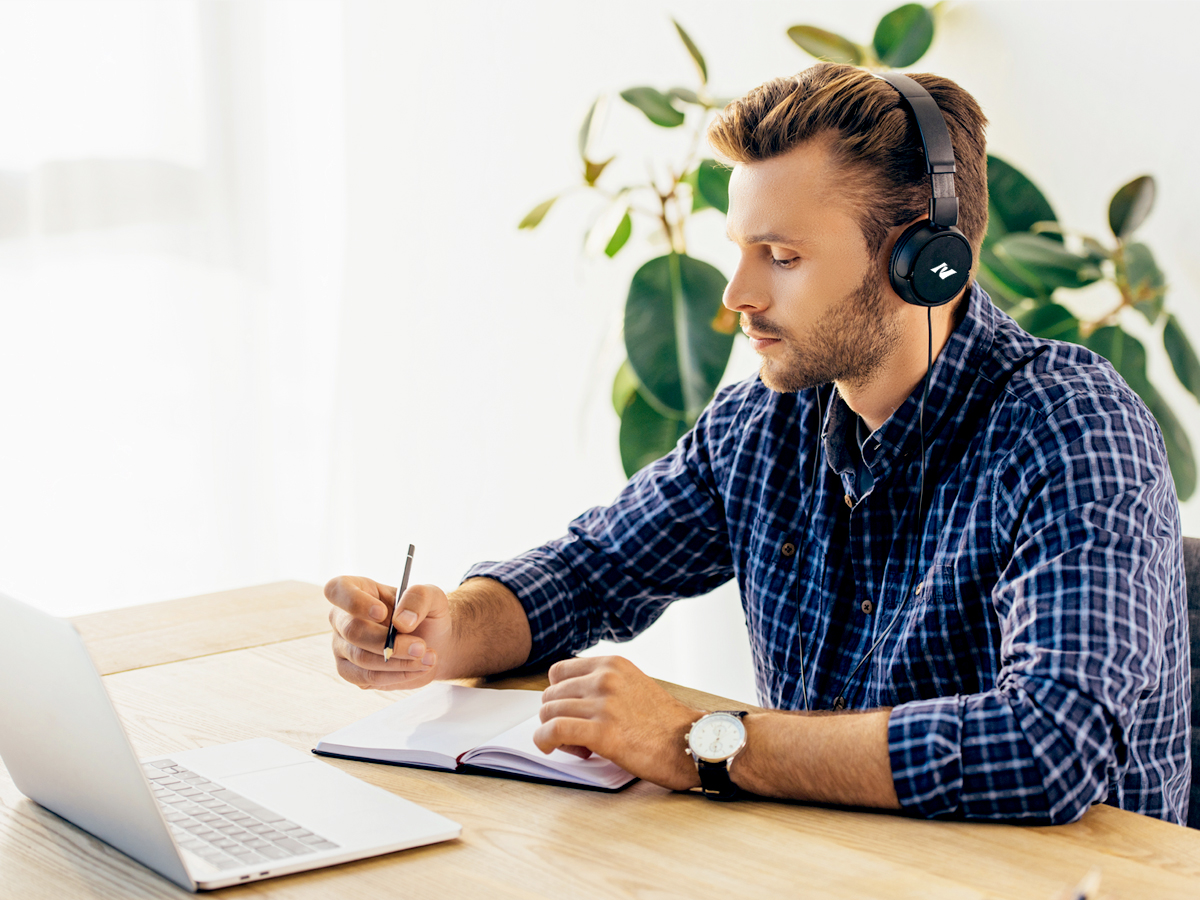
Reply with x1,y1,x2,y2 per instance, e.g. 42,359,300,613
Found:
723,138,904,394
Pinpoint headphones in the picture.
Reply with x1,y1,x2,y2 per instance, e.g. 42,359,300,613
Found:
878,73,973,308
792,73,975,712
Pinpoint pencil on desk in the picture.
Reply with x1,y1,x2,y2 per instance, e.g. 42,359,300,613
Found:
383,544,415,662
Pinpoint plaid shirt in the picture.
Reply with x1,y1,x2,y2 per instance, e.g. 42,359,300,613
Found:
467,284,1191,825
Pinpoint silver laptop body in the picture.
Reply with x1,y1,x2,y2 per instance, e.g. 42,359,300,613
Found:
0,591,461,891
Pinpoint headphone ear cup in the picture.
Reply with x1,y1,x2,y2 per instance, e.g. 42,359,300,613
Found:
889,222,973,307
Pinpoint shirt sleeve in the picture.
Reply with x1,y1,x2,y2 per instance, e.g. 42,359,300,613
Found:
887,386,1183,824
463,387,742,668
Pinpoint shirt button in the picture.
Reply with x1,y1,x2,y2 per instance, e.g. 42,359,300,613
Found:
915,582,924,595
781,542,796,558
844,493,853,508
860,599,874,614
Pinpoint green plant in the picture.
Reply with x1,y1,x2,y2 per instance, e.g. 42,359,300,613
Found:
978,164,1199,498
787,2,942,69
520,20,737,477
522,5,1199,496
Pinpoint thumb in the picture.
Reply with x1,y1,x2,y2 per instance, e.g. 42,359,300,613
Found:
393,583,448,633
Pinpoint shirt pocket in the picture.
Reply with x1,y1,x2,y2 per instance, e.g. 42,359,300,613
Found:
742,514,806,683
879,563,980,705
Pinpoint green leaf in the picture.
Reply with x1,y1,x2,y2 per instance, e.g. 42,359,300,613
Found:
584,156,613,186
994,233,1103,291
1085,326,1194,500
611,358,640,415
683,168,711,213
1081,236,1110,264
624,253,734,416
786,25,865,65
984,155,1058,248
976,247,1048,310
1145,388,1196,501
873,4,935,68
578,98,599,161
1164,314,1200,403
1122,242,1166,322
1084,325,1145,380
673,19,707,85
1015,303,1081,344
518,196,557,230
668,87,700,105
1108,174,1156,240
619,388,691,477
696,160,731,214
620,86,685,128
604,210,632,258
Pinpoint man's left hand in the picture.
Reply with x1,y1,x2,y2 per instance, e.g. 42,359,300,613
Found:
533,656,705,791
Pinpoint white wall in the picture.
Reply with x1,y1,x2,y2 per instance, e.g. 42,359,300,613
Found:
1,1,1197,706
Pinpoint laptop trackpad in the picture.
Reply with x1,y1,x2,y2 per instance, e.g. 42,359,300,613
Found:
163,738,458,845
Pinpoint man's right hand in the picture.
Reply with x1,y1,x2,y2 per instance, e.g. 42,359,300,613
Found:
325,576,454,691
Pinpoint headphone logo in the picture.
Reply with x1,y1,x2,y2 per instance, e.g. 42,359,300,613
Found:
930,262,958,280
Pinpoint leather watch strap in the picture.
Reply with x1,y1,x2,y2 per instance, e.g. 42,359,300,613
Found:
695,710,747,801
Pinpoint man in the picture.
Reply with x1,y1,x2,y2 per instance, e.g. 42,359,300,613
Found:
326,65,1190,824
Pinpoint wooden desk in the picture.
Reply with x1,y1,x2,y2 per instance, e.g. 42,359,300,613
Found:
2,582,1198,898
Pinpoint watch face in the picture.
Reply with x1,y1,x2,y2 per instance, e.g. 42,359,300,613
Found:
688,713,746,763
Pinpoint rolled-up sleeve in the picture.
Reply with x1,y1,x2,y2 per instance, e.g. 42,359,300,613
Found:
888,387,1184,823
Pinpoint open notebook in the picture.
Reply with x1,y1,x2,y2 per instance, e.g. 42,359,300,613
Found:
314,683,636,792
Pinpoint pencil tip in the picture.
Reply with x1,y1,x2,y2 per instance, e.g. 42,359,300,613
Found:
383,648,392,662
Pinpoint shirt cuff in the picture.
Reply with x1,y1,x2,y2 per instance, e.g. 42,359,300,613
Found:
888,696,964,818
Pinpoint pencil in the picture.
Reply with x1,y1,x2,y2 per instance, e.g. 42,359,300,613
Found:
382,544,416,662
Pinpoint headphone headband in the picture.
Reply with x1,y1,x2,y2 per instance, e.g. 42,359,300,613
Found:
877,73,958,229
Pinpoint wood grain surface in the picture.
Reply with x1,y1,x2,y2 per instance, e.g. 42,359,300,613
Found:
70,581,330,675
3,589,1197,899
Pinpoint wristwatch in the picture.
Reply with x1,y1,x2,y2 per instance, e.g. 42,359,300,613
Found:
685,710,748,801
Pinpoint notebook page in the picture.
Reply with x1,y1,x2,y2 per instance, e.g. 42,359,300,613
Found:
316,683,543,768
462,713,635,790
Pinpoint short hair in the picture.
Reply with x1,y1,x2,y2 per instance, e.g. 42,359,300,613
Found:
707,63,989,269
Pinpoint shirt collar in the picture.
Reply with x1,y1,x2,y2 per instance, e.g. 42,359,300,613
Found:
823,282,996,484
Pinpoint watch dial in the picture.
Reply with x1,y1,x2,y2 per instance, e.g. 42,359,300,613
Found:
690,714,745,762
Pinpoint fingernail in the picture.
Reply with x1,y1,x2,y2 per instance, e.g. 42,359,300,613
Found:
408,642,423,658
370,605,387,622
397,610,418,629
422,651,435,666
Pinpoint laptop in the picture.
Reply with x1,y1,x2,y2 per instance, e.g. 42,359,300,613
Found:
0,591,462,891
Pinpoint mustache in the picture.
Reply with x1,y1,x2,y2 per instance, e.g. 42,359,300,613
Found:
741,314,787,338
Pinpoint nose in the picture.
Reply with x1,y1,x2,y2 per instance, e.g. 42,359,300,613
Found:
722,256,769,314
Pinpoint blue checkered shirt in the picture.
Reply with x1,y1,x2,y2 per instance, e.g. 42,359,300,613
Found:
466,284,1191,825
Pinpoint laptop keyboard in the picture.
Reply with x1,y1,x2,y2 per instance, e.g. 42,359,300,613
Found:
143,759,339,871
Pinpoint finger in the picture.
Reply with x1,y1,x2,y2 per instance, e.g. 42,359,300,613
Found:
325,576,391,624
393,583,444,633
541,676,601,703
547,655,603,685
532,715,602,756
333,633,435,673
329,607,389,654
538,697,601,723
335,654,438,691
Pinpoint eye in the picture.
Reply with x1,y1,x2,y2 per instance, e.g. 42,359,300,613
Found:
771,256,800,269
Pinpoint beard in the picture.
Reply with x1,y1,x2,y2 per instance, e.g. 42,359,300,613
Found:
744,266,904,394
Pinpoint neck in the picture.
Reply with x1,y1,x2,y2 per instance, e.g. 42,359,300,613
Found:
835,298,961,433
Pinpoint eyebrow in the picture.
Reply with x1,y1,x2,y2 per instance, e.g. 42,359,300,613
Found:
726,231,811,247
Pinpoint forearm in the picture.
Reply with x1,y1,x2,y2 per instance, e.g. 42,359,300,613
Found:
729,709,899,809
439,577,533,679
